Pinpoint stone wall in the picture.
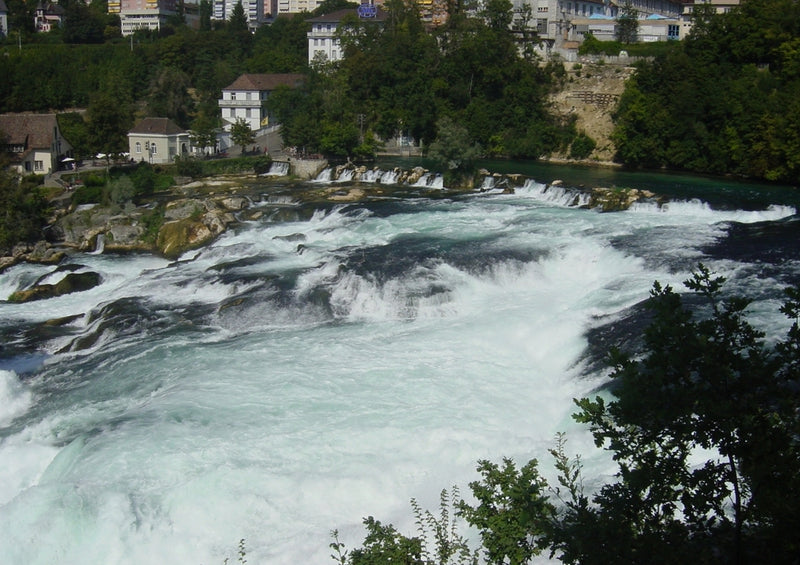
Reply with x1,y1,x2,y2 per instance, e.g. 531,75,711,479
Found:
289,158,328,180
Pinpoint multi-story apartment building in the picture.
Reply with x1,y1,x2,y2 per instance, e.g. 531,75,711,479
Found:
212,0,263,27
109,0,177,35
511,0,683,47
679,0,740,37
276,0,321,16
306,5,387,65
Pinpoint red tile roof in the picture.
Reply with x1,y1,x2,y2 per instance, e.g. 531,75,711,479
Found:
0,113,59,150
222,73,305,92
129,117,186,135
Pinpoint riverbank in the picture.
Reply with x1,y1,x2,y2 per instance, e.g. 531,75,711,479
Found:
1,158,668,284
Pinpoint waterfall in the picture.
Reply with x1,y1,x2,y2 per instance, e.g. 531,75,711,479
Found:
313,168,332,182
3,166,796,565
92,233,105,254
261,161,290,177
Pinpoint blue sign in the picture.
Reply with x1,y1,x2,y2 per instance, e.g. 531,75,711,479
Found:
357,3,377,18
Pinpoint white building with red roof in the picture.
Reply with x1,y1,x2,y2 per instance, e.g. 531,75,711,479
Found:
218,73,305,133
0,113,73,175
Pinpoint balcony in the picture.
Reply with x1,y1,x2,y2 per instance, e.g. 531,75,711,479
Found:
218,99,262,108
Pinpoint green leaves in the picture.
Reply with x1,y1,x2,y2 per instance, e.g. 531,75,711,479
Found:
458,459,551,565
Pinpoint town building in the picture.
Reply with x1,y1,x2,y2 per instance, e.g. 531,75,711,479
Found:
109,0,194,36
306,5,387,65
212,0,263,28
510,0,684,50
34,1,65,32
128,117,190,164
679,0,739,38
218,73,305,132
0,0,9,38
0,113,73,175
276,0,322,16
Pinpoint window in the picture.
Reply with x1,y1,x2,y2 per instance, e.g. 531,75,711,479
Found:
231,92,237,100
35,160,44,171
668,24,679,39
135,142,142,153
537,18,547,34
151,143,157,155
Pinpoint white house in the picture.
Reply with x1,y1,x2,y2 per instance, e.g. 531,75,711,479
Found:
218,73,304,132
306,6,387,65
128,117,190,165
34,1,65,32
0,113,73,175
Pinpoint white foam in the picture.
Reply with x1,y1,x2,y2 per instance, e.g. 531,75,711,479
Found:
0,370,33,427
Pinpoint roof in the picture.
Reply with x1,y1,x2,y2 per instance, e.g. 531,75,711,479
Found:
0,0,9,13
129,117,186,136
306,7,387,24
37,1,65,15
0,113,59,150
222,73,305,92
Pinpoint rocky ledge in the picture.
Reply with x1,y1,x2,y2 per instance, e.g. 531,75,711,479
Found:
1,169,664,278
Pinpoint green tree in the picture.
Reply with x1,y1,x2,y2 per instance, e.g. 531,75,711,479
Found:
87,89,132,157
428,116,481,180
228,0,248,32
0,170,49,253
63,0,105,44
145,66,195,129
230,117,256,156
58,112,92,159
457,458,552,565
615,1,638,44
199,0,212,31
190,112,219,155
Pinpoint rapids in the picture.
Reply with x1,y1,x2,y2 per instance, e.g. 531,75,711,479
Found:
1,165,798,564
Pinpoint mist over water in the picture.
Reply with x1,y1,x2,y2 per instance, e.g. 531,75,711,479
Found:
1,165,798,564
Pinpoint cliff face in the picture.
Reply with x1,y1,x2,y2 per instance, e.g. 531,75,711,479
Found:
550,61,635,163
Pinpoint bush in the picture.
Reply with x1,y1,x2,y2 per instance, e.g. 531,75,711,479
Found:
71,184,104,206
251,155,273,175
569,133,597,159
174,155,204,178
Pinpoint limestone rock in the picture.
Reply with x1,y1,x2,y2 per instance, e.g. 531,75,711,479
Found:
8,271,102,303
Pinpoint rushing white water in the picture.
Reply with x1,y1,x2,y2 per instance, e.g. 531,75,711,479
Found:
0,171,798,565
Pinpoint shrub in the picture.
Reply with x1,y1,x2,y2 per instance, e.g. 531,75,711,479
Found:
174,155,204,178
570,133,597,159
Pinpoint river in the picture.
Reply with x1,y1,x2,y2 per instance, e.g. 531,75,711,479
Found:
1,161,798,564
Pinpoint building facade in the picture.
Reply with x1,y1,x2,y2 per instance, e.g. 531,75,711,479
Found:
109,0,178,36
128,117,190,164
306,6,387,65
212,0,263,27
0,113,73,175
34,1,65,33
511,0,684,47
0,0,9,37
218,73,305,132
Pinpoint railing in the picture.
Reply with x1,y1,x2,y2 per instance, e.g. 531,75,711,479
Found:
218,99,262,108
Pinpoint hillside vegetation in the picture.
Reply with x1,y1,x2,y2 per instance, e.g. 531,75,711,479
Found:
612,0,800,183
